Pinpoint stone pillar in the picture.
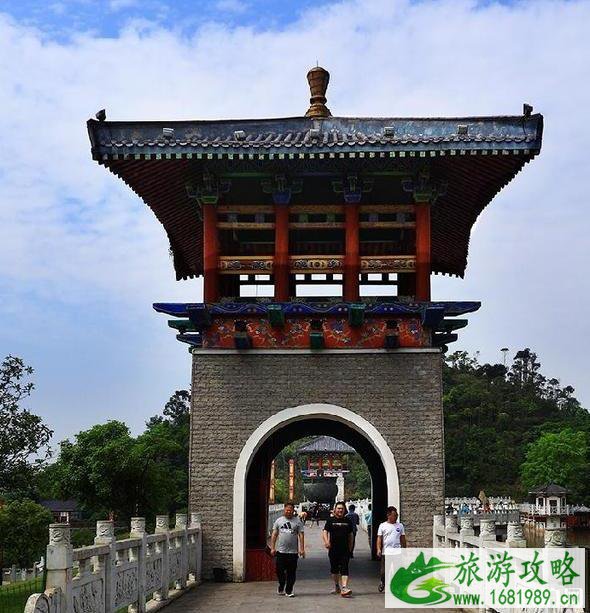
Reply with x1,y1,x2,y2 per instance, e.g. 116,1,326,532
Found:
544,516,567,547
129,518,147,613
95,520,116,613
190,513,202,583
479,518,496,546
459,515,474,547
336,474,345,503
9,565,17,583
444,515,458,547
433,514,445,547
46,524,73,612
175,513,188,590
506,521,527,548
154,516,170,601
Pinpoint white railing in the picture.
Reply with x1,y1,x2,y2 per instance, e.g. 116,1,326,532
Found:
24,513,202,613
268,503,284,534
1,560,43,584
345,498,371,532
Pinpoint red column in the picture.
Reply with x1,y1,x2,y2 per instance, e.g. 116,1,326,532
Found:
274,204,290,301
288,459,295,502
203,203,219,303
415,202,431,301
343,203,360,301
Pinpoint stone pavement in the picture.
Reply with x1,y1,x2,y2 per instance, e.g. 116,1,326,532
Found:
165,525,416,612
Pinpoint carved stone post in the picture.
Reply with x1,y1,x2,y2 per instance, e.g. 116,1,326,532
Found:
432,514,445,547
129,518,147,613
459,515,474,547
506,521,527,548
190,513,202,582
544,516,567,547
444,514,458,547
46,524,73,613
95,520,116,613
479,518,496,546
175,514,188,590
154,516,170,602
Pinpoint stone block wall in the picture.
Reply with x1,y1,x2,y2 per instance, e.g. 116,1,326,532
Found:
189,350,445,579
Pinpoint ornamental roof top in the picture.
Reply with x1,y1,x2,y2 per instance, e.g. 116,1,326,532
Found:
296,436,356,454
529,482,568,496
86,67,543,281
88,113,541,160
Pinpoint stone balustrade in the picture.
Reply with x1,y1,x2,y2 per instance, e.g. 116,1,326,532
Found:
24,513,202,613
434,514,571,549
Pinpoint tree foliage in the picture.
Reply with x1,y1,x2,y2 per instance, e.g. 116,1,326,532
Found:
444,349,590,502
0,356,52,495
44,391,190,520
520,429,589,501
0,499,53,566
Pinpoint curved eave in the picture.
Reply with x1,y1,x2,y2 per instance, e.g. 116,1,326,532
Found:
88,113,542,280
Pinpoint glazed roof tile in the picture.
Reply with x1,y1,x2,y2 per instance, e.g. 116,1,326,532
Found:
90,115,541,159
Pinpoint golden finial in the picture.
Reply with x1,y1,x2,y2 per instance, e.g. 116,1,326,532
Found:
305,66,331,118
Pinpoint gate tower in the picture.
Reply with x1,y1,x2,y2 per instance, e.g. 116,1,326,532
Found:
87,67,543,581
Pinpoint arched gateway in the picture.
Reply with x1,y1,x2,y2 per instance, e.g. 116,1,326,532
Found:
233,403,400,580
87,67,543,581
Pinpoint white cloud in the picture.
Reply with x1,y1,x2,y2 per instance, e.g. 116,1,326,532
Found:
0,0,589,441
108,0,139,11
214,0,249,14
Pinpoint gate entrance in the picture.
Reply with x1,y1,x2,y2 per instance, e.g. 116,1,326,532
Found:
232,403,399,581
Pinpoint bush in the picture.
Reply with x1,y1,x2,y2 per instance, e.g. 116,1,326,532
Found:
0,500,53,566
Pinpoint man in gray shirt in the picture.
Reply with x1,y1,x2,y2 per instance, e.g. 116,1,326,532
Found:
270,502,305,597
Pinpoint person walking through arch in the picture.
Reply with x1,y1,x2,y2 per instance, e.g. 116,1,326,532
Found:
376,506,407,593
322,501,354,598
270,502,305,597
345,503,360,558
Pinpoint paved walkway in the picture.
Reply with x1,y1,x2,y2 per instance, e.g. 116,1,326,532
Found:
166,525,400,612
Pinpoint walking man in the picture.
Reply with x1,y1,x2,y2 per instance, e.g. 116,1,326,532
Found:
345,503,360,558
270,501,305,597
322,501,354,597
376,506,407,593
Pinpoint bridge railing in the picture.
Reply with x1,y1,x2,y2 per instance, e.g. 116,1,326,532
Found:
24,513,202,613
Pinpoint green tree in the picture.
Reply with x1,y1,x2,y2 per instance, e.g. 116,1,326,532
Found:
0,356,52,495
444,349,590,499
0,500,53,566
47,394,189,520
520,429,590,502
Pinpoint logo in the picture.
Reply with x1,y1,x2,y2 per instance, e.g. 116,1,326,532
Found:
390,552,454,606
386,548,586,609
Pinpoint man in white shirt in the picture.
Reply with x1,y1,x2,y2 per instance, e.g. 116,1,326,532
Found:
376,506,407,593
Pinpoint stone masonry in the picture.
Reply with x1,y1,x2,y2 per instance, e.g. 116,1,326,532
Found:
189,350,445,580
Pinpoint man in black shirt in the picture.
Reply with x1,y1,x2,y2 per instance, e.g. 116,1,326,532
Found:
322,501,354,597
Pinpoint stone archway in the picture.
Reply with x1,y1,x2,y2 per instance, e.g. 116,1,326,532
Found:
232,403,400,581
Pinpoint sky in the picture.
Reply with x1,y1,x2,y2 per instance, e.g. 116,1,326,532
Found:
0,0,589,449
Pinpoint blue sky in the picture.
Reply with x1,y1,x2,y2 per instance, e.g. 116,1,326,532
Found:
2,0,333,39
1,0,589,448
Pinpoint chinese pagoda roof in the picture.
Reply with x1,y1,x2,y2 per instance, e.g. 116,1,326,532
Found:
87,82,543,281
529,482,567,496
296,436,356,454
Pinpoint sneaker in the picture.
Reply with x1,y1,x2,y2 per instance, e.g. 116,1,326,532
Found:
341,587,352,598
378,581,385,593
286,592,295,598
330,585,341,594
277,587,285,595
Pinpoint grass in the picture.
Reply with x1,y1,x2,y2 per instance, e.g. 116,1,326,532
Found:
0,577,43,613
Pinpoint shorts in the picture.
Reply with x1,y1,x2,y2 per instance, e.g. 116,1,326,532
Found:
329,550,350,575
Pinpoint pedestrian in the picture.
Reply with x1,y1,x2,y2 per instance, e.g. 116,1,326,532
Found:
322,501,354,598
376,506,407,593
270,501,305,598
365,503,372,547
345,503,360,558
